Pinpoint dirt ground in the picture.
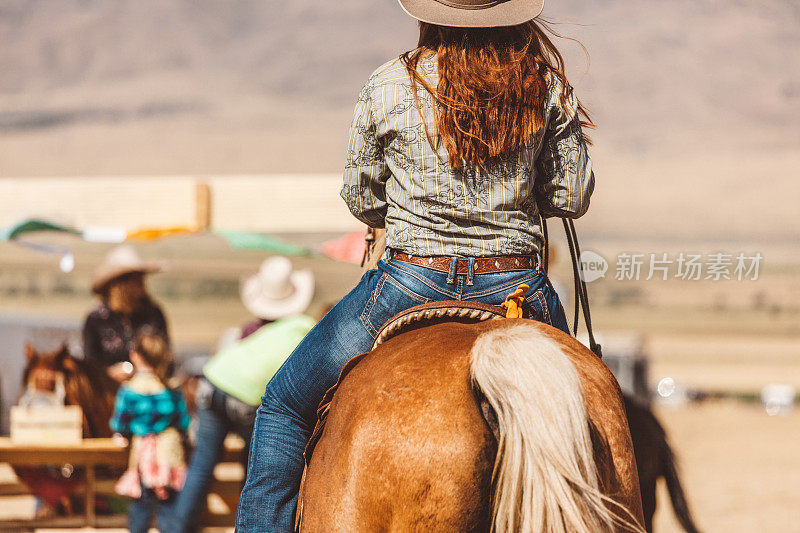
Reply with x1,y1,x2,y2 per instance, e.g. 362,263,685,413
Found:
651,403,800,533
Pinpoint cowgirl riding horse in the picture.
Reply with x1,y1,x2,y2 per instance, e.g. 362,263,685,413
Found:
237,0,607,530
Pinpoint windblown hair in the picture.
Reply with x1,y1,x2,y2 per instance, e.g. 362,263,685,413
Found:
470,324,644,532
401,21,593,171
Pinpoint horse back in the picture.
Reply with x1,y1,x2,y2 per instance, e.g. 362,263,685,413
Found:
300,321,496,532
299,320,643,532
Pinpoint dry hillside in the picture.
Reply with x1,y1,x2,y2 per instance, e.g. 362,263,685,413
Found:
1,0,798,240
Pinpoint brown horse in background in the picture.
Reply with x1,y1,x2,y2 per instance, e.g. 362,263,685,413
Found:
15,343,119,516
624,396,700,533
21,343,118,437
299,320,646,532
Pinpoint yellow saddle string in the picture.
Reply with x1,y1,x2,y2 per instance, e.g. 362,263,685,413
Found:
501,284,530,319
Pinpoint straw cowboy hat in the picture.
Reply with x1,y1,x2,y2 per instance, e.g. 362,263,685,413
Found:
240,256,315,321
91,245,162,293
397,0,544,28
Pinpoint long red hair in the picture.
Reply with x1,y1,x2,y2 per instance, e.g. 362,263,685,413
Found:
400,21,593,171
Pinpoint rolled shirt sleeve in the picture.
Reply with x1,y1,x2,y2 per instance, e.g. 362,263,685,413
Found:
534,76,595,219
340,79,391,228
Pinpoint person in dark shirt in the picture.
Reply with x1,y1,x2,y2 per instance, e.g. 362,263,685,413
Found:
82,246,170,383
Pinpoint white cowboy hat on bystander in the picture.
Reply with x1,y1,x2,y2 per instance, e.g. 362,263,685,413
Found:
240,256,315,321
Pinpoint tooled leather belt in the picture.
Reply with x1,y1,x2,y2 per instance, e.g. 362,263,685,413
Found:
390,251,539,275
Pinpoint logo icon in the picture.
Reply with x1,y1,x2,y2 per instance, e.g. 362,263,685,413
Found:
579,250,608,282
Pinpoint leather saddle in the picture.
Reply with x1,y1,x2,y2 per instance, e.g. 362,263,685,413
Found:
372,300,508,349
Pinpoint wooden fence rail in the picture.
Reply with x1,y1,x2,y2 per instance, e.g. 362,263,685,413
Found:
0,437,243,530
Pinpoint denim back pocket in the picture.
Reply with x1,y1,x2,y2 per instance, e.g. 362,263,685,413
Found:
527,288,552,326
360,273,430,338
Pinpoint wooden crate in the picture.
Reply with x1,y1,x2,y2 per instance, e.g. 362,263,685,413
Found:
10,406,83,446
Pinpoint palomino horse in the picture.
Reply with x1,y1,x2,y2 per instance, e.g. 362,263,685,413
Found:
360,229,697,532
298,317,645,532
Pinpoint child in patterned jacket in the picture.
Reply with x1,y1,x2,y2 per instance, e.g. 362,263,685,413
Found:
110,331,190,533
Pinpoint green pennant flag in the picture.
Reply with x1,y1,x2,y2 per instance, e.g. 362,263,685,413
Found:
216,230,310,255
0,219,81,241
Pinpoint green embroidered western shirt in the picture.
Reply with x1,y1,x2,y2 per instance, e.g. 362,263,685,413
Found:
341,54,594,257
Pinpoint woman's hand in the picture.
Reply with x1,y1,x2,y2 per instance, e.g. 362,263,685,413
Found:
112,433,129,447
107,361,134,383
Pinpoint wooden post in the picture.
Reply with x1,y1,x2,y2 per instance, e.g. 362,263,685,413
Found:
196,181,212,231
85,462,96,527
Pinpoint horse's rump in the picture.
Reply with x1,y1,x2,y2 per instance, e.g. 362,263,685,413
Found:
300,321,495,531
298,320,644,532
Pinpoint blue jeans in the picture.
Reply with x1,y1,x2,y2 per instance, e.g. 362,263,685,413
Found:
128,486,177,533
170,380,254,532
236,258,568,532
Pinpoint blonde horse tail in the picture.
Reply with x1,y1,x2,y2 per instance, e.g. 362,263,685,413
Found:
470,323,643,533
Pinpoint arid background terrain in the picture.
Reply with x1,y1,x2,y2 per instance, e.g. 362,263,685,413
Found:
1,0,799,531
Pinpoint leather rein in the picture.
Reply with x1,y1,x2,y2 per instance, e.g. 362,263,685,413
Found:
542,216,602,358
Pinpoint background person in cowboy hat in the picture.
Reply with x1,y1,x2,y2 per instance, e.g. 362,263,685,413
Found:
82,245,170,383
214,256,315,349
168,256,315,533
237,0,595,529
